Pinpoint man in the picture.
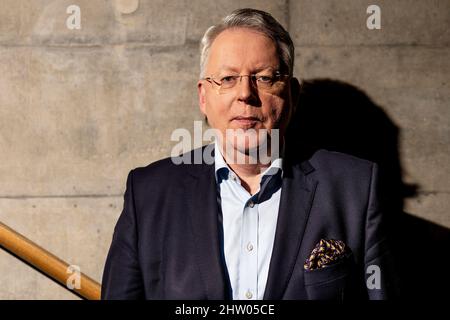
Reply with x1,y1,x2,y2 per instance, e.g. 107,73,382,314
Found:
101,8,397,300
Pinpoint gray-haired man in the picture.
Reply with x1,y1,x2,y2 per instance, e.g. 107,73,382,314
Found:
102,8,397,300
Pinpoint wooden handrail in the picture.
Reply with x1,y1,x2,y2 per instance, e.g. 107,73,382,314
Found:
0,221,101,300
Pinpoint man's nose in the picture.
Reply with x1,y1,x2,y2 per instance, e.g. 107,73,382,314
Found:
237,76,258,102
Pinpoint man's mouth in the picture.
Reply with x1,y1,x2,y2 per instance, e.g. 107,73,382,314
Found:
231,116,261,127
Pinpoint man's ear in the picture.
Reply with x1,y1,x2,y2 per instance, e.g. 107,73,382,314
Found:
290,77,301,114
197,81,207,116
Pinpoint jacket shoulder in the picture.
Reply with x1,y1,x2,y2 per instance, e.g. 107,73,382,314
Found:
129,146,209,187
308,149,376,179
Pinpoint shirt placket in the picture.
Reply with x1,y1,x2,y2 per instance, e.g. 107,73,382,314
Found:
239,196,258,300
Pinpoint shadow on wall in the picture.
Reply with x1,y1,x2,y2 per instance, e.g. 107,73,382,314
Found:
285,78,450,300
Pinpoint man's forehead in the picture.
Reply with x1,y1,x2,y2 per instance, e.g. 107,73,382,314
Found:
206,28,280,73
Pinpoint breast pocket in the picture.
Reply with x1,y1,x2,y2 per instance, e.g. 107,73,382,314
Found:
304,252,354,300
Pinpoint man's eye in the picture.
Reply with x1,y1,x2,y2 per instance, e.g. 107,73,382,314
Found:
220,76,237,83
257,76,273,83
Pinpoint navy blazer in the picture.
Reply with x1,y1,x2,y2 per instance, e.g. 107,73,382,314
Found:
101,147,398,300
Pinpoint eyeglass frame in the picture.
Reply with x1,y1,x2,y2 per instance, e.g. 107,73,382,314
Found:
201,71,291,94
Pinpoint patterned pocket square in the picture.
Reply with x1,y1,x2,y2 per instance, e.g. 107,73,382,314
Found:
304,239,351,271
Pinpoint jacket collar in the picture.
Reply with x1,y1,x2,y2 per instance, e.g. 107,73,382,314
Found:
263,160,317,299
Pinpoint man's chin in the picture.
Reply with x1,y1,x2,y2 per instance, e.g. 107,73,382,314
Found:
217,128,275,162
222,142,263,163
233,143,260,155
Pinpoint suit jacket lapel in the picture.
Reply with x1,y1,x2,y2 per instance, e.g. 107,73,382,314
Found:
186,162,229,300
263,161,317,299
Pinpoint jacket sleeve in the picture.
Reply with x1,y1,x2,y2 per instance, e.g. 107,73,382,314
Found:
364,163,400,299
101,169,145,299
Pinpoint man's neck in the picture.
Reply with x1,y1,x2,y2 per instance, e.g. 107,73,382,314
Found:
217,144,277,195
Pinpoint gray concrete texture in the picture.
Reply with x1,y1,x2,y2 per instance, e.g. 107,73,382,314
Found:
0,0,448,299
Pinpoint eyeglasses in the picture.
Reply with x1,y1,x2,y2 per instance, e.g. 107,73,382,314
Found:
202,72,290,94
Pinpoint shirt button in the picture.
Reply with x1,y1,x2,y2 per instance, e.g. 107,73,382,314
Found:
248,201,255,208
245,290,253,299
246,242,254,252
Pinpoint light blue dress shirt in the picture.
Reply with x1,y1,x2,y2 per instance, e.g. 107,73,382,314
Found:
214,142,283,300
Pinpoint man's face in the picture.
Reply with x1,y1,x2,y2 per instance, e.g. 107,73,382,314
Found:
198,28,294,155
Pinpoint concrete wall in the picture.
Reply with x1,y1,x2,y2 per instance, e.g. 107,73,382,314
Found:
0,0,448,299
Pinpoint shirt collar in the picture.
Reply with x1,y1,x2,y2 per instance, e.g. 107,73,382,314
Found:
214,141,283,184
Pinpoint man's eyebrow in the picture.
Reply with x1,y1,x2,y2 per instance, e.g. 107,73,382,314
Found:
255,66,280,73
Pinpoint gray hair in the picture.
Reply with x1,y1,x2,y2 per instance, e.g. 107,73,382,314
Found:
199,8,294,79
